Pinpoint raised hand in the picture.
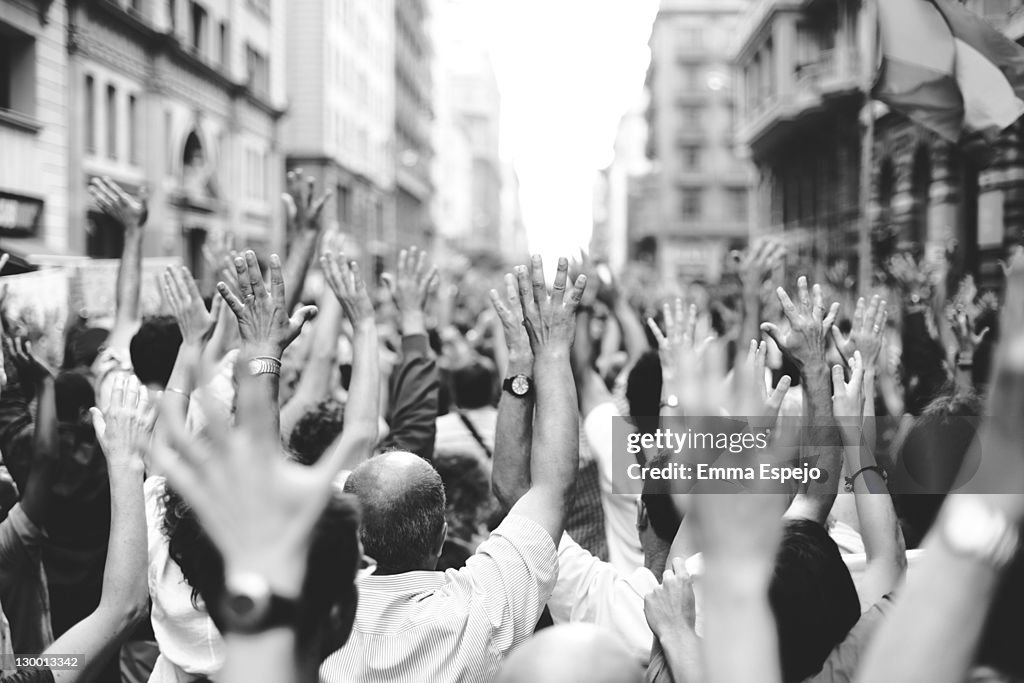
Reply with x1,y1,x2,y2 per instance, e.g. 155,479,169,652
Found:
735,237,785,291
89,176,148,229
745,339,792,420
490,272,533,365
321,251,375,329
648,298,699,372
644,557,697,638
832,351,865,419
216,250,318,357
5,335,53,387
946,277,989,365
760,276,839,371
161,266,214,346
515,255,586,358
831,295,888,368
90,373,154,469
381,246,438,335
283,169,331,234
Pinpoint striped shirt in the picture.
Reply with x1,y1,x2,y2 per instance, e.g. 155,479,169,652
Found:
319,514,557,683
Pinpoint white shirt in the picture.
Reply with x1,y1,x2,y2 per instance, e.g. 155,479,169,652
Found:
319,514,557,683
547,534,658,666
434,407,497,458
584,401,644,574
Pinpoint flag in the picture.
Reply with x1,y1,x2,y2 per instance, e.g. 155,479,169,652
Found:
873,0,1024,141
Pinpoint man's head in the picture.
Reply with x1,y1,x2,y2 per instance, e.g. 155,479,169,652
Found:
451,358,496,410
55,370,96,425
494,624,642,683
130,315,183,389
626,351,662,436
769,519,861,683
343,451,447,574
289,398,346,466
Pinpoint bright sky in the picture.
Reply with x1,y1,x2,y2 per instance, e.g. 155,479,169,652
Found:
476,0,661,260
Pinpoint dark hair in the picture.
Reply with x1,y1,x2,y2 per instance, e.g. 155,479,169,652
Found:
769,519,860,683
639,452,682,543
344,458,446,574
433,449,493,544
977,548,1024,678
626,351,662,437
55,370,97,422
130,316,183,388
289,398,345,466
63,326,109,370
163,483,361,656
451,359,496,410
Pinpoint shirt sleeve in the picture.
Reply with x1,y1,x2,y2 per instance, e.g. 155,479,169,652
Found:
378,334,439,461
459,514,558,654
0,668,55,683
0,504,45,576
583,402,620,491
801,595,896,683
547,534,655,666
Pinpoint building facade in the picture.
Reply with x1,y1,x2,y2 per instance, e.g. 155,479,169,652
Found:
642,0,754,283
284,0,395,258
1,0,287,272
432,0,502,259
394,0,434,248
734,0,1024,288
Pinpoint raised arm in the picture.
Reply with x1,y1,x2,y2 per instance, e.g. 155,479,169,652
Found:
377,246,439,460
50,374,152,683
506,256,586,545
88,177,147,351
319,251,379,472
737,238,785,351
6,337,58,530
281,170,332,314
490,270,535,509
761,277,843,525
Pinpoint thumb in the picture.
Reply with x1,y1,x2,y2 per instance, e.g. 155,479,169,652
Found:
290,305,319,328
760,322,784,350
89,407,105,438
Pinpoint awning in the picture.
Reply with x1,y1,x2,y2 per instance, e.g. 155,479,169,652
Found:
0,237,76,273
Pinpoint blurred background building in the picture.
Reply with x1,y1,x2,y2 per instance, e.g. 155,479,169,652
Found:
635,0,755,284
284,0,396,259
394,0,435,248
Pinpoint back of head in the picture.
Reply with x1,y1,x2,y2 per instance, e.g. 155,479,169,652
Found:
640,452,683,543
63,326,109,370
494,624,642,683
344,451,446,574
451,358,497,410
55,370,96,423
130,315,183,388
770,519,860,683
289,398,346,466
433,448,493,543
626,351,662,436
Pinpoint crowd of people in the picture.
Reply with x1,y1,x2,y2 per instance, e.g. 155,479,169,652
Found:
0,172,1022,683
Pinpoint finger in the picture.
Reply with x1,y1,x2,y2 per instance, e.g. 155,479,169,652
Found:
89,407,106,442
310,190,331,220
760,322,785,350
832,364,846,395
565,274,587,309
504,273,524,320
551,257,568,307
767,375,792,412
217,282,245,317
180,266,203,303
811,283,824,318
414,249,427,281
852,297,865,332
245,251,266,298
234,256,253,300
976,327,991,344
289,305,319,332
647,318,668,348
489,289,513,326
380,272,395,294
397,249,408,278
269,254,287,309
530,254,547,310
874,303,888,333
685,304,698,345
661,302,673,339
776,287,798,320
849,351,864,389
797,276,810,311
862,296,878,334
671,556,685,576
515,265,534,310
425,268,440,298
823,302,841,330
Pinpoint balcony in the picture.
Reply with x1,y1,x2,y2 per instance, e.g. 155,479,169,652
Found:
736,47,862,155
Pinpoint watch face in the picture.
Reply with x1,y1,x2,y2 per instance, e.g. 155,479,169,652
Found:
223,573,272,630
511,375,530,395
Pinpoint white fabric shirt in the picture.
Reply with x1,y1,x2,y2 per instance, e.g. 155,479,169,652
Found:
144,476,224,683
584,401,643,574
319,514,557,683
547,533,658,666
434,407,497,458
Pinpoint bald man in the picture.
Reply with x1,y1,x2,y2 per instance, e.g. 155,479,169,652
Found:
320,257,587,683
495,624,643,683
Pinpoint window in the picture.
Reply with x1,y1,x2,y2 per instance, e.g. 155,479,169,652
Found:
85,75,96,154
682,145,701,171
728,188,748,221
0,28,35,117
245,44,269,95
189,1,207,55
106,84,118,160
218,21,229,67
680,105,702,130
681,188,702,219
128,94,139,164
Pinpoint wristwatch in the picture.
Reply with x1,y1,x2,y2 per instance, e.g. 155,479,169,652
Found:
220,572,302,634
248,356,282,377
661,394,679,409
503,374,533,398
940,497,1019,570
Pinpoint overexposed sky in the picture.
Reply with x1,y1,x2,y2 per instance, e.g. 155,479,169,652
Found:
475,0,661,259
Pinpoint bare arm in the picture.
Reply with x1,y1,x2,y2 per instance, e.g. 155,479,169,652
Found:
490,271,535,509
506,257,586,544
281,170,331,314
